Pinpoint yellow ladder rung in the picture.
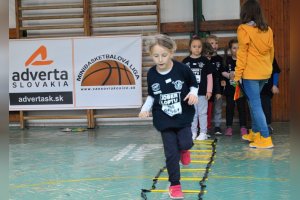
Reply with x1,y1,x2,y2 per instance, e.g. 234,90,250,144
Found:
163,168,210,172
191,160,215,164
193,143,215,146
150,189,207,194
191,155,216,158
154,177,208,181
194,139,214,143
190,149,215,152
193,146,214,149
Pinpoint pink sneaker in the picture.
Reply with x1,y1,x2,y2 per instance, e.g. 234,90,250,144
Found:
225,127,233,136
180,150,191,165
169,184,184,199
240,127,248,135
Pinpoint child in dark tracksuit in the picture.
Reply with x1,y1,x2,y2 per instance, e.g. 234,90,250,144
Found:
221,38,248,136
139,34,198,199
206,35,224,135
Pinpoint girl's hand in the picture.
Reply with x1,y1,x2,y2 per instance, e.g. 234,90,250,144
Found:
139,111,150,118
221,80,226,87
271,85,279,94
229,71,235,80
215,94,222,100
206,92,212,100
184,93,198,105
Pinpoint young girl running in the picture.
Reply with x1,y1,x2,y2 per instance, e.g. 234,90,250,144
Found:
221,38,248,136
182,36,213,140
139,34,198,199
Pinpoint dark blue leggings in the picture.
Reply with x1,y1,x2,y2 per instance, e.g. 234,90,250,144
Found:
161,126,193,186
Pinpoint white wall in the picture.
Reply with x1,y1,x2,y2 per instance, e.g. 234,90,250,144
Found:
9,0,240,28
9,0,15,28
160,0,240,22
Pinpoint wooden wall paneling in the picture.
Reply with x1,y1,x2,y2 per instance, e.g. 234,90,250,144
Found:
260,0,290,121
161,20,240,34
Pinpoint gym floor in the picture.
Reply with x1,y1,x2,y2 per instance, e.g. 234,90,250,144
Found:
9,122,290,200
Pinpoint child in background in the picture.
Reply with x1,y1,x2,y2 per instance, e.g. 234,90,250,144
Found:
182,36,213,140
221,38,248,136
260,58,281,134
206,35,224,135
139,34,198,199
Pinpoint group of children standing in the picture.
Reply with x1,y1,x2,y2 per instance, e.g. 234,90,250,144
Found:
182,34,280,140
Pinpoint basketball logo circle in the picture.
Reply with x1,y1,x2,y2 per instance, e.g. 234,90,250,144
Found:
81,60,136,86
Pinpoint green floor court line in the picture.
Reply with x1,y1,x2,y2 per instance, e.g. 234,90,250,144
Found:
10,176,153,189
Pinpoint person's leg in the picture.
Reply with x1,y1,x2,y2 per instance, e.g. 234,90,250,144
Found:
213,97,223,134
198,96,208,134
242,82,259,133
226,95,235,127
191,101,199,139
207,100,213,129
161,129,180,186
177,127,194,151
237,97,247,127
237,97,248,135
261,94,272,125
242,80,269,138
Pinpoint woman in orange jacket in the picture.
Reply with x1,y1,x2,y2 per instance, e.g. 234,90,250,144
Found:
234,0,274,148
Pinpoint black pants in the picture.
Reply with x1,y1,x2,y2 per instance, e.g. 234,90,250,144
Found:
161,127,193,186
261,94,272,125
226,96,247,127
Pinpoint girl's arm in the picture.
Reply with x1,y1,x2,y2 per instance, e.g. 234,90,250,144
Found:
271,73,280,94
235,26,250,82
222,71,230,79
206,74,213,100
189,86,198,96
140,95,154,112
139,95,154,118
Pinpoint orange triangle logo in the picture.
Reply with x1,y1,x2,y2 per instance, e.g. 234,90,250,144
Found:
25,45,53,67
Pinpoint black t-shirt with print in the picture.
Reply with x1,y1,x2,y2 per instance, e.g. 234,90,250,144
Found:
221,56,237,97
210,55,224,95
182,56,212,96
147,60,198,131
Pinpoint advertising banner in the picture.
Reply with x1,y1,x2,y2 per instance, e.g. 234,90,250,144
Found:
9,36,142,110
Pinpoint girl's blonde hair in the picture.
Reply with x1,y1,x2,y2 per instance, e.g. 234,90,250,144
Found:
145,34,177,54
205,35,219,42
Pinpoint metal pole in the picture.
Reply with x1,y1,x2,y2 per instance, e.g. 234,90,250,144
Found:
193,0,199,36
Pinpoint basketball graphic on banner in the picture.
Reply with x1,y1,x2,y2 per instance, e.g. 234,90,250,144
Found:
81,60,136,86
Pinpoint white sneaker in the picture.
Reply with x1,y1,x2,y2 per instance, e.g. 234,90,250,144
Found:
192,132,197,140
196,132,207,140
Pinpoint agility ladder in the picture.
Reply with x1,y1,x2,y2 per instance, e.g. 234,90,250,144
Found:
141,138,217,200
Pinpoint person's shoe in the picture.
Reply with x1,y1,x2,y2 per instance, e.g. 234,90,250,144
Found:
225,127,233,136
214,127,222,135
180,150,191,165
268,125,274,134
249,136,274,149
196,132,207,140
242,129,260,142
169,184,184,199
192,132,197,140
240,127,248,136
